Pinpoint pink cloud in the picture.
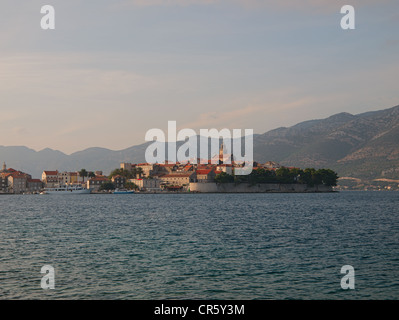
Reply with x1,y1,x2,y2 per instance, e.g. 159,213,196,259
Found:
127,0,395,12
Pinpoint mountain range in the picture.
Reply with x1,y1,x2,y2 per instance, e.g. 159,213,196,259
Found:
1,104,399,181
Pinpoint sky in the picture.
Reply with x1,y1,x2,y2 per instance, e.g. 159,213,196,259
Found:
0,0,398,154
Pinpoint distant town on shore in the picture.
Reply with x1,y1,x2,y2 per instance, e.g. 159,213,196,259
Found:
2,105,399,192
0,145,341,194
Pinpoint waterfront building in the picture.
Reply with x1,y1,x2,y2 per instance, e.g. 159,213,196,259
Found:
69,172,79,184
136,163,154,177
159,172,196,189
0,174,8,192
42,171,59,188
130,178,161,191
120,163,136,172
158,163,177,174
27,179,43,192
196,168,216,183
7,173,30,194
111,175,126,189
1,162,43,193
58,171,73,185
87,176,110,192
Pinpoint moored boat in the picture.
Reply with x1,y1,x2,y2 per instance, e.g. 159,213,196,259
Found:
41,185,91,194
113,189,134,194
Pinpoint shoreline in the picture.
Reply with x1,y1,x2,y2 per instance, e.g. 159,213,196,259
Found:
0,190,339,195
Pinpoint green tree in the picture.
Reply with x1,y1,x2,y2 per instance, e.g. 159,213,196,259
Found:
79,169,88,183
276,167,292,183
124,181,139,190
109,168,141,179
289,168,303,183
99,182,115,191
317,169,339,186
215,172,234,183
299,168,316,186
108,168,122,179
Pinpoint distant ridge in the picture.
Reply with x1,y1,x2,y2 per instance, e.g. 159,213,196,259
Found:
253,104,399,180
1,104,399,180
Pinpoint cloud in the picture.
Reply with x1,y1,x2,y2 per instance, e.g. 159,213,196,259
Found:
0,53,158,103
181,105,262,130
127,0,396,12
12,126,29,135
127,0,217,6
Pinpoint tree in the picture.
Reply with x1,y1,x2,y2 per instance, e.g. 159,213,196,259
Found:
289,168,303,183
108,168,141,180
215,172,234,183
124,181,139,190
79,169,88,183
108,168,123,179
299,168,338,187
99,182,115,191
318,169,339,186
310,169,323,186
300,168,316,186
276,167,293,183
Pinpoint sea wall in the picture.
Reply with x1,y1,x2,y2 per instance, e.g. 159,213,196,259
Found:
189,182,333,193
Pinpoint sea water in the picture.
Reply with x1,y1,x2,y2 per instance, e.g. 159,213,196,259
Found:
0,191,398,299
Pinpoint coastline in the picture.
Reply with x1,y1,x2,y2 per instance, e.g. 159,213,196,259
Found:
188,182,334,193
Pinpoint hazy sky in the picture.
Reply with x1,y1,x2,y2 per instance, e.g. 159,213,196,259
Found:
1,0,398,154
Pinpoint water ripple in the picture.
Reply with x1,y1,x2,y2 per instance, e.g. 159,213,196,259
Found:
0,192,398,299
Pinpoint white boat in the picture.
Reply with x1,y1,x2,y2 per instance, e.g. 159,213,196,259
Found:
41,185,91,194
113,189,134,194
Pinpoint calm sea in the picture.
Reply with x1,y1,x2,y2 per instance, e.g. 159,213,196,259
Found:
0,191,398,300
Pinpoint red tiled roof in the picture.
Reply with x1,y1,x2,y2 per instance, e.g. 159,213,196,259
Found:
10,173,27,179
162,173,192,178
196,169,213,175
197,165,211,169
1,173,12,178
89,176,109,181
43,171,58,175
